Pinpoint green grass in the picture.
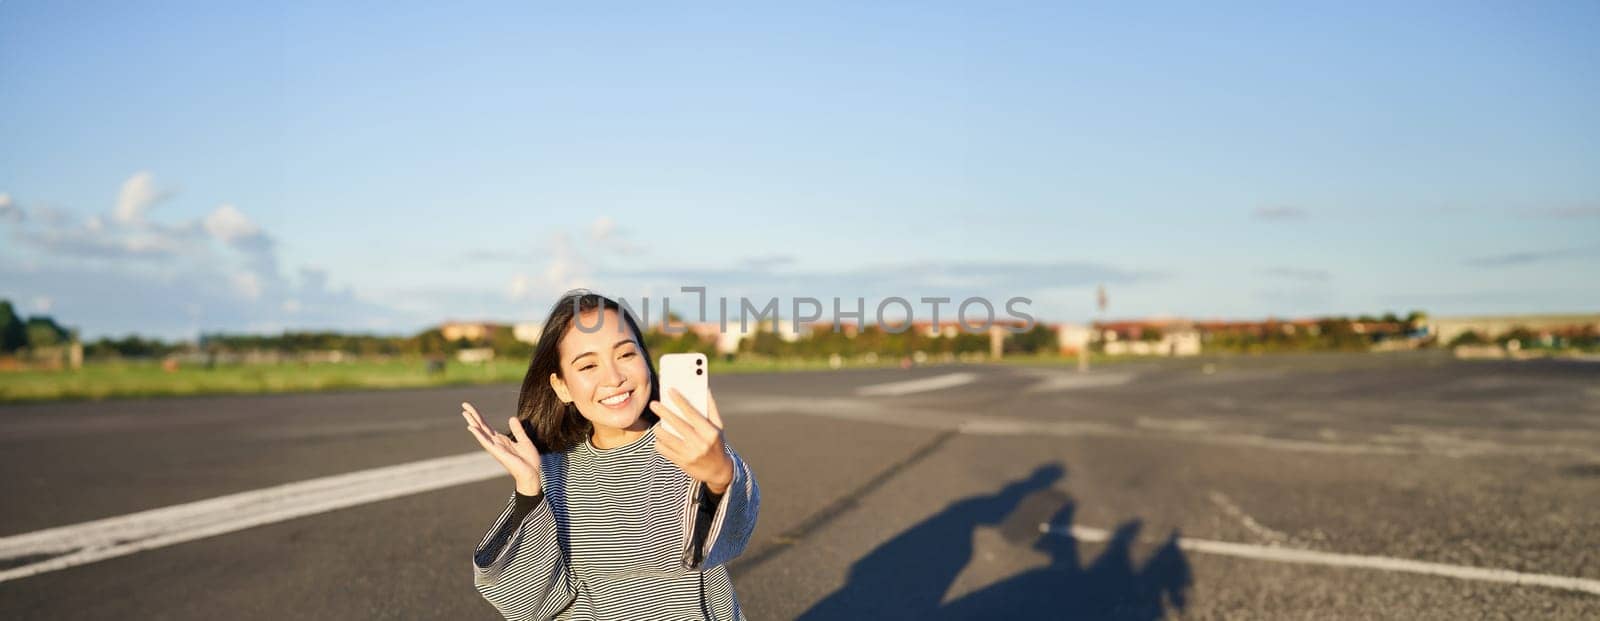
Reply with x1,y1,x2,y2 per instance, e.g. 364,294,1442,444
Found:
14,350,1494,403
0,355,916,403
0,358,531,402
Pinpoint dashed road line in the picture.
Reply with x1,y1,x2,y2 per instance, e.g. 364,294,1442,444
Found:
856,372,976,396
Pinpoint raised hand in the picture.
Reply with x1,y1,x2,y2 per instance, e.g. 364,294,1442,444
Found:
650,388,735,494
460,401,543,496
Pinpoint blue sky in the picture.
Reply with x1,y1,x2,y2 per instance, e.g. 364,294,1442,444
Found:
3,1,1597,339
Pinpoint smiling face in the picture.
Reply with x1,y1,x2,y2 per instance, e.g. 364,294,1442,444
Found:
548,308,654,434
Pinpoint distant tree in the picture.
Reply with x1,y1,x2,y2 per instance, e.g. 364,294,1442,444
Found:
853,325,886,356
951,331,990,354
489,325,534,359
414,328,450,355
644,328,715,356
738,330,786,356
1497,326,1537,348
86,334,176,358
1008,323,1058,354
1447,330,1487,347
0,300,28,353
24,316,70,348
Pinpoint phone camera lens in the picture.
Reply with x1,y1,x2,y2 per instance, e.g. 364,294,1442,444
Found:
696,368,703,375
695,358,703,366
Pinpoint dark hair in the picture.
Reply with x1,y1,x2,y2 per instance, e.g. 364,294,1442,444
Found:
514,289,660,454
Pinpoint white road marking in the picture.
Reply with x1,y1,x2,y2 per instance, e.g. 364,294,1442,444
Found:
5,370,1596,596
0,452,503,583
1012,369,1135,393
856,372,976,396
1207,491,1293,545
735,394,1600,460
1041,523,1600,596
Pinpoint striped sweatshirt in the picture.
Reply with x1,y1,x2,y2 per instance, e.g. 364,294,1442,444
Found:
473,425,760,620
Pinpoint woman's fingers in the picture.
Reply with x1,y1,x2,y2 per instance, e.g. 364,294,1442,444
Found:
463,404,489,436
653,412,684,441
460,405,533,476
663,389,717,439
654,429,688,461
494,437,525,462
652,407,732,487
704,388,724,429
652,399,715,458
462,411,502,449
462,410,494,442
507,416,542,461
467,418,516,462
655,421,685,449
651,400,705,443
462,401,492,430
463,422,490,451
468,416,506,450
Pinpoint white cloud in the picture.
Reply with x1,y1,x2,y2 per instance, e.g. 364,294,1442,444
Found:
122,229,189,255
454,217,645,304
298,266,329,292
115,172,163,224
231,272,263,300
0,193,22,223
545,232,593,292
32,296,53,313
507,274,531,301
586,215,643,255
203,204,262,243
0,174,423,338
590,216,617,242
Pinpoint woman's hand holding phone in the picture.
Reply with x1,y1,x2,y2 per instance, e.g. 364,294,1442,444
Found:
461,401,543,496
651,388,735,495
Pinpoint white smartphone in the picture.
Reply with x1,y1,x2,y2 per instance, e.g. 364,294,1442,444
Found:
658,353,710,428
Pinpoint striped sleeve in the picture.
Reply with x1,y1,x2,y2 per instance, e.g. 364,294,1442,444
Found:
473,493,576,620
682,444,760,571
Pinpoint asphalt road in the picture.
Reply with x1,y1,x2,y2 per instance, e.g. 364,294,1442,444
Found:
2,352,1597,619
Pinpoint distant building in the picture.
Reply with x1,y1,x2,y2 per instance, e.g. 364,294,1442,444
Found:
1191,318,1323,338
456,347,495,364
909,320,962,338
1055,323,1093,355
1425,314,1600,344
684,322,723,344
439,321,502,342
801,319,861,338
1093,318,1202,356
512,322,543,345
650,321,754,356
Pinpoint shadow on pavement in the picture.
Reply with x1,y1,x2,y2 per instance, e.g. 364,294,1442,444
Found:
797,463,1192,620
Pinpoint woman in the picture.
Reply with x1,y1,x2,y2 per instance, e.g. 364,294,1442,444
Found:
461,290,760,620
